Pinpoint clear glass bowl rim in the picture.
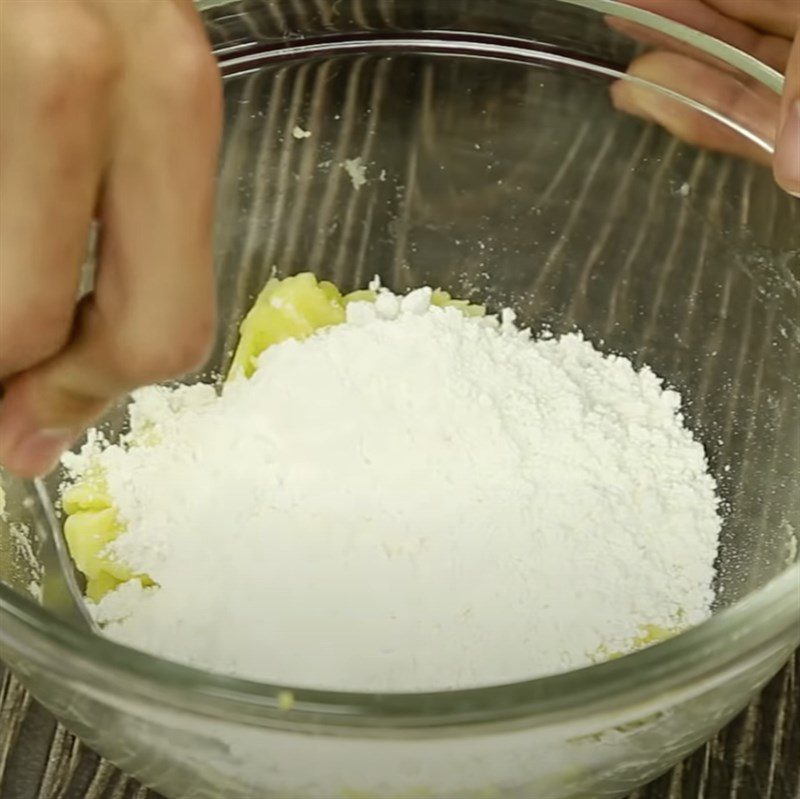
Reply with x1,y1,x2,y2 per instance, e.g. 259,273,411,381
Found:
0,0,797,731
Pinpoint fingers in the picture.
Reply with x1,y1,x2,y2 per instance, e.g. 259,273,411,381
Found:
0,3,222,478
608,1,791,73
705,0,799,40
617,0,798,40
611,51,779,166
774,33,800,195
0,3,114,377
612,0,799,195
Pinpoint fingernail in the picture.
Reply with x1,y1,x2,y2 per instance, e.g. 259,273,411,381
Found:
4,429,73,477
775,99,800,198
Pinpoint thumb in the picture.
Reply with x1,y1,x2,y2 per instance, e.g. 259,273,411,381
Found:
0,291,214,479
774,32,800,196
0,366,106,480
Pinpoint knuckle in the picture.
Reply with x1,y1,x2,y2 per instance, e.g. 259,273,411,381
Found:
166,314,216,374
164,40,221,110
0,299,72,373
113,313,215,384
23,16,119,110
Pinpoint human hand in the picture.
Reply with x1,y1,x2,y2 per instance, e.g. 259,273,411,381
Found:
609,0,799,196
0,0,222,478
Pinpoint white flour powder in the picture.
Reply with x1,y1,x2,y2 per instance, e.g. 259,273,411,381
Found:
64,287,720,691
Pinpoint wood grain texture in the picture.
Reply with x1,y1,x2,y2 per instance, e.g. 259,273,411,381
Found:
1,653,797,799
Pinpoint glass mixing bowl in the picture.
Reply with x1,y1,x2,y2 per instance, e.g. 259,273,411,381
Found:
1,1,798,797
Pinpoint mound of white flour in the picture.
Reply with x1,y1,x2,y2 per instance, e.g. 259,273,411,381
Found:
65,287,720,690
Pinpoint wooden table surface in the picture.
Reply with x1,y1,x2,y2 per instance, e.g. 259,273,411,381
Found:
0,654,798,799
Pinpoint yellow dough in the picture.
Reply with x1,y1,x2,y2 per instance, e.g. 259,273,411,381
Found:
592,623,677,662
60,273,677,658
61,475,154,601
63,274,484,600
229,273,347,379
430,288,486,317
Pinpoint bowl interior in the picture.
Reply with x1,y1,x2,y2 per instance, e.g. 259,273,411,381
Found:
1,1,798,672
209,41,798,611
